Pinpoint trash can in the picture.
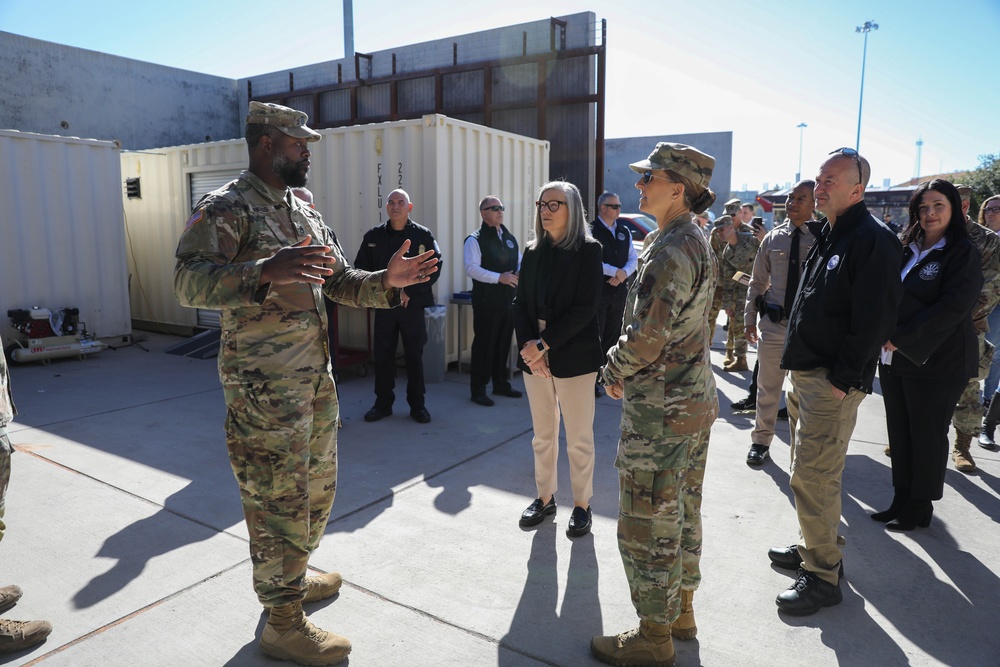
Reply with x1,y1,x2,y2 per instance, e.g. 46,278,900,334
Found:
423,304,447,383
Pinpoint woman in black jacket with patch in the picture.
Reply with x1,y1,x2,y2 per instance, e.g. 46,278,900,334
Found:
874,180,982,531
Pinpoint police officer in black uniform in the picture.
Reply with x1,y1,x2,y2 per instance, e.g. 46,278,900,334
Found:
589,191,637,396
355,189,441,423
464,195,522,406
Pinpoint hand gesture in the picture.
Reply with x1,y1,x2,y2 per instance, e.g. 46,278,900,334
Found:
745,324,758,345
499,271,519,287
382,239,439,289
260,235,336,286
606,380,624,400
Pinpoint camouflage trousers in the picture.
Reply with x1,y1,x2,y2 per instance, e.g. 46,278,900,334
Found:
616,428,710,625
0,430,10,543
223,375,339,607
706,286,724,347
952,333,993,436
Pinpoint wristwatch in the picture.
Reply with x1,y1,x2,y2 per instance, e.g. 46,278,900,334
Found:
535,339,545,352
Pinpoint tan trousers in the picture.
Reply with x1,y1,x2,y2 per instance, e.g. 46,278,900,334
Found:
523,371,597,506
786,368,865,585
752,317,788,447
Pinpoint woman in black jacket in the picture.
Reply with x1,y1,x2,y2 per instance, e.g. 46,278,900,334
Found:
514,180,604,538
874,180,983,531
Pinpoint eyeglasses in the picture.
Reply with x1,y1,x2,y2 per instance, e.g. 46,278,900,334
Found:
641,170,675,185
985,206,1000,215
829,147,863,185
602,203,622,210
536,200,568,212
481,205,505,212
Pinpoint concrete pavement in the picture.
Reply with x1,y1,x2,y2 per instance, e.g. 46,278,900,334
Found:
1,328,998,666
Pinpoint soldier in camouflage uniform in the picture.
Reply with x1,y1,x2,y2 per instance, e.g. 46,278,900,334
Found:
717,203,760,371
706,200,738,354
174,102,438,666
0,333,53,656
591,143,719,667
951,184,1000,472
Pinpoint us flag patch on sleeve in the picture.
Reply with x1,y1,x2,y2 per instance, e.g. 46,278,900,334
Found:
184,210,203,230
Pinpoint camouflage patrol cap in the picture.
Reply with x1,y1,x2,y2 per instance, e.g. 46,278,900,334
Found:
246,101,321,142
629,142,715,190
955,183,972,198
723,198,742,215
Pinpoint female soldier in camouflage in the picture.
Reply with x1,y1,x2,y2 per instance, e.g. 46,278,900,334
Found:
592,143,718,667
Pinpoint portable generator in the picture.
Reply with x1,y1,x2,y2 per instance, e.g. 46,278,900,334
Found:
5,307,106,364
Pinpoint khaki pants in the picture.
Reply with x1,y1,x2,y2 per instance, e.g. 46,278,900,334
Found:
786,368,866,585
523,371,597,506
752,318,788,446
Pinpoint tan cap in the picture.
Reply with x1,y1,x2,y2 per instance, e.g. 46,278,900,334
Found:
630,142,715,190
955,183,972,197
246,101,321,142
723,198,742,214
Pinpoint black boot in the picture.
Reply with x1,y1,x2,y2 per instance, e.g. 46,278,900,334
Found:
978,396,1000,449
885,499,933,532
871,488,910,523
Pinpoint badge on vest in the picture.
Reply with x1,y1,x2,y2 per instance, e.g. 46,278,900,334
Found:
617,232,627,241
826,255,840,270
506,239,515,248
919,262,941,280
418,244,426,254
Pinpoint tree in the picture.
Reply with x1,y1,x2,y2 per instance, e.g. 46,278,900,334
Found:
967,153,1000,219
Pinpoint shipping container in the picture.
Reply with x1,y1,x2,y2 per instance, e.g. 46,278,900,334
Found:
121,114,549,367
0,130,131,345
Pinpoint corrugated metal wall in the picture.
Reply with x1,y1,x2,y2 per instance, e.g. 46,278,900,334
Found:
0,130,132,343
121,115,548,365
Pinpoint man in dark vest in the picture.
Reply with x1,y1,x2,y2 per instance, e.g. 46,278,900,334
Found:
590,191,637,396
464,195,522,406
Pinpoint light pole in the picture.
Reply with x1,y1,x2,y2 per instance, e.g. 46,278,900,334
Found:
796,122,807,181
855,20,878,151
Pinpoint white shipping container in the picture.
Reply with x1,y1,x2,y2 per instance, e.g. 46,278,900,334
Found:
121,114,549,365
0,130,131,344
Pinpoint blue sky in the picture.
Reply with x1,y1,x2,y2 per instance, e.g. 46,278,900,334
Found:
2,0,998,191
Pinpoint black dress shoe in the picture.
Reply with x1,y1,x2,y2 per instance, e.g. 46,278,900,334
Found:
493,386,522,398
519,497,557,527
767,545,802,570
364,405,392,422
566,506,592,537
885,500,932,532
776,569,842,615
777,407,789,420
731,396,756,411
870,490,909,523
471,394,495,407
410,407,432,424
746,444,770,466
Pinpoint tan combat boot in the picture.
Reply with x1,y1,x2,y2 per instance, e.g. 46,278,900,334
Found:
724,355,748,372
260,601,351,666
0,617,53,655
671,589,697,640
591,620,675,667
0,585,22,614
953,431,976,473
723,350,735,366
302,572,342,604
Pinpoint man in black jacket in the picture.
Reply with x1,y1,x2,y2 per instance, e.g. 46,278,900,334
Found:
464,195,522,406
355,189,442,423
768,149,902,615
590,191,637,396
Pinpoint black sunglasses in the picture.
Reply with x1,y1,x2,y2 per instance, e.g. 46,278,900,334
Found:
641,170,675,185
480,205,505,212
829,147,863,184
602,203,622,210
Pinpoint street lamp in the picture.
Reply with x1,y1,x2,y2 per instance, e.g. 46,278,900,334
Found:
796,122,807,181
855,20,878,151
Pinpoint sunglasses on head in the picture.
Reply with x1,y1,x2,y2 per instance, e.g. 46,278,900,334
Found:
481,205,504,212
829,147,863,184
